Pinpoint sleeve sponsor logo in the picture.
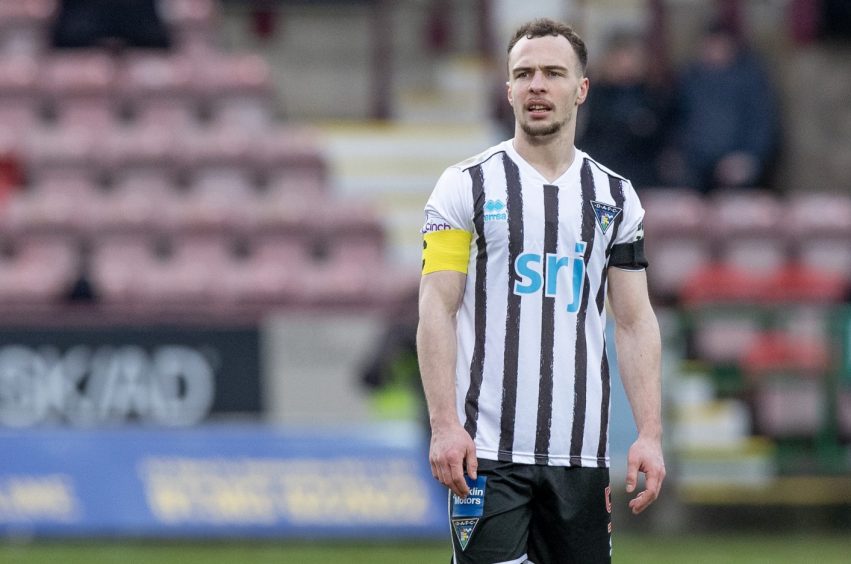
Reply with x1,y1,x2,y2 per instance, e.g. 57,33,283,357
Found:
421,221,453,234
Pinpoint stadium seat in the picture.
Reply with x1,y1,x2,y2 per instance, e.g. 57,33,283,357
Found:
299,212,386,304
0,0,55,55
4,177,99,233
118,53,198,131
0,56,40,131
90,234,157,303
93,176,176,231
159,0,218,54
180,175,257,230
24,125,98,184
710,190,787,276
742,332,829,439
787,192,851,280
193,53,275,131
39,51,117,128
640,187,711,302
0,234,77,302
96,124,179,186
751,377,825,438
255,127,327,198
237,233,308,303
179,124,255,190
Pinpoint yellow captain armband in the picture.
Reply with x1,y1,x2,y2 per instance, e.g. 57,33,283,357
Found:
422,229,472,274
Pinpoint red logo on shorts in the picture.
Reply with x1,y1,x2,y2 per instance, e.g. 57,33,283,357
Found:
604,486,612,514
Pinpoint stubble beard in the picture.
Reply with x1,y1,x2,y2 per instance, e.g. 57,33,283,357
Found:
518,113,569,139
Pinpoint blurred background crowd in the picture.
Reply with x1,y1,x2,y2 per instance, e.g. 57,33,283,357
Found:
0,0,850,544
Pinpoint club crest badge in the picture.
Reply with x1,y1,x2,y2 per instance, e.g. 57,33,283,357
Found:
452,518,479,550
450,475,487,551
590,200,622,235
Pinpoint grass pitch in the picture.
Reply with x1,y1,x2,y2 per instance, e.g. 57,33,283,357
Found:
1,533,849,563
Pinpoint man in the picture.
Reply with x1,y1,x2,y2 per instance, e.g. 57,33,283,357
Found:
671,21,779,193
417,18,664,564
577,29,672,189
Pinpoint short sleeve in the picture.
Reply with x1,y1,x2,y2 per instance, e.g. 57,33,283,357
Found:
422,167,474,234
612,180,645,246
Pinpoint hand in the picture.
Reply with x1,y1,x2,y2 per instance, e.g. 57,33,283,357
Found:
429,422,478,498
625,435,665,515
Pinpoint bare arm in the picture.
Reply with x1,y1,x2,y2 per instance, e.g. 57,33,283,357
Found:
417,270,477,497
607,267,665,514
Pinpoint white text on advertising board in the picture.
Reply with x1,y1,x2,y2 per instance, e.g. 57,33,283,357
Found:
0,345,215,427
0,474,80,522
140,457,431,526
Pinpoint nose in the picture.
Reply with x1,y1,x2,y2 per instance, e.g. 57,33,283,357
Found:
528,69,547,92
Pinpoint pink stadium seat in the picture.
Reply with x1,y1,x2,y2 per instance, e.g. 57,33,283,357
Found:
0,234,77,302
180,176,257,230
233,233,308,303
118,53,197,131
90,234,158,303
180,124,255,190
256,127,327,197
92,233,236,304
153,233,235,302
640,188,711,302
24,125,98,184
93,176,176,231
39,51,117,128
96,124,179,185
194,53,275,130
787,192,851,280
4,177,99,233
160,0,218,54
0,0,55,55
710,190,787,275
299,225,386,305
0,56,40,130
742,332,829,438
752,378,825,438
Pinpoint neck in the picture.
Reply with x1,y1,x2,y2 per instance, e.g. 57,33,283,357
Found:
512,128,577,183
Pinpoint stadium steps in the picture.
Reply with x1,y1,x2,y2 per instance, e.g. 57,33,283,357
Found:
315,120,501,267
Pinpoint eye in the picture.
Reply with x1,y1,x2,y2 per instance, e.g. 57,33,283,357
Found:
547,70,564,78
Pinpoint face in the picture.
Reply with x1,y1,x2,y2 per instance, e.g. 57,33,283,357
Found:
507,34,589,139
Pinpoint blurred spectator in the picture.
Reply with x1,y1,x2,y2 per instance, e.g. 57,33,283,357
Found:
51,0,171,50
668,21,780,193
359,288,426,425
577,29,672,188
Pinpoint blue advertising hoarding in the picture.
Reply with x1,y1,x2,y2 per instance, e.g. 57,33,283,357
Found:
0,425,447,539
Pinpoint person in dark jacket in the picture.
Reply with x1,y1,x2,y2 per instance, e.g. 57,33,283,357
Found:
578,30,672,189
671,21,780,193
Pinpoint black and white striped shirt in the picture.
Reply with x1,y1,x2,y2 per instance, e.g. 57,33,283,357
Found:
423,140,646,467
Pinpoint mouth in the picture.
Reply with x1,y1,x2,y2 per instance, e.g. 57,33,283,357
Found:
526,101,553,117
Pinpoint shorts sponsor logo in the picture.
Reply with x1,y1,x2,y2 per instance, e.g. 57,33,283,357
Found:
450,475,486,550
452,517,479,551
590,200,622,235
484,199,507,222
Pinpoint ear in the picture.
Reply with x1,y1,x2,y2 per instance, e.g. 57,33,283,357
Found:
506,80,513,107
575,77,589,106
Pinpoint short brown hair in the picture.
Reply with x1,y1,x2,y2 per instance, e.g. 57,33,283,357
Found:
507,18,588,73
